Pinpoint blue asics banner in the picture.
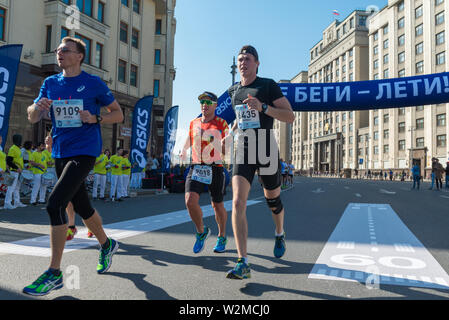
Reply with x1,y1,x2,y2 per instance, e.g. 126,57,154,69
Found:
130,95,153,172
162,105,179,173
0,44,23,149
216,72,449,124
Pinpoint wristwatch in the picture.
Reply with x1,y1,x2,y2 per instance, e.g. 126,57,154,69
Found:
96,114,103,124
261,104,268,114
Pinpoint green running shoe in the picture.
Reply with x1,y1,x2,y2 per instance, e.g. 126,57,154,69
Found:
97,238,119,274
23,270,63,296
226,258,251,280
274,232,286,258
193,226,210,254
213,236,227,253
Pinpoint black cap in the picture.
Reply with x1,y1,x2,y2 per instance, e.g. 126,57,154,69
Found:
239,45,259,61
198,91,218,102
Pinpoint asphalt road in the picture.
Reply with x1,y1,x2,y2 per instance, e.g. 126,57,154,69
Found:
1,176,449,301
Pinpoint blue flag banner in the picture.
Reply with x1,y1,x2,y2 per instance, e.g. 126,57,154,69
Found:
162,105,179,173
130,95,153,172
215,72,449,124
0,44,23,149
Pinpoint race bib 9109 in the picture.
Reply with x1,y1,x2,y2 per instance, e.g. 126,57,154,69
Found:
235,104,260,129
53,99,83,128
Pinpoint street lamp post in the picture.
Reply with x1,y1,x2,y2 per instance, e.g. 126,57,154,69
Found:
230,56,237,85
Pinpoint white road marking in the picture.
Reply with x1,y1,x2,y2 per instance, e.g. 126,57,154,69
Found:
0,199,262,257
355,193,362,198
379,189,396,195
309,203,449,290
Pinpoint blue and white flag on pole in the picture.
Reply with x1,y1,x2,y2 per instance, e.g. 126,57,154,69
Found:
162,105,179,173
216,72,449,124
130,95,153,172
0,44,23,149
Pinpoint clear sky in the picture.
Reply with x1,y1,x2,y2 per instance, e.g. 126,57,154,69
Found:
171,0,388,152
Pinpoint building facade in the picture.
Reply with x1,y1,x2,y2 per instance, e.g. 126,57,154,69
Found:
0,0,176,156
302,10,371,173
368,0,449,176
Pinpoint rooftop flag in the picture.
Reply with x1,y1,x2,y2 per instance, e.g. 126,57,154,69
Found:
333,10,340,16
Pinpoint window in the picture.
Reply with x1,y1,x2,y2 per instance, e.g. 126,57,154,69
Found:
359,15,367,27
398,1,404,12
398,34,405,46
121,0,129,6
76,0,93,16
133,0,140,14
155,19,162,35
416,24,423,37
374,146,379,155
436,51,446,65
95,43,103,69
384,129,389,139
373,45,378,55
436,11,445,25
350,18,354,29
98,2,105,23
153,79,160,97
416,137,425,147
398,17,405,29
398,51,405,63
383,69,389,78
383,25,389,35
398,69,406,77
416,106,424,111
383,39,389,49
75,34,91,64
118,59,127,83
415,6,423,18
416,42,423,55
398,122,406,132
383,114,389,123
436,0,444,5
383,145,389,153
132,28,139,48
374,131,379,140
130,65,138,87
416,118,424,129
399,140,406,150
437,135,447,147
61,27,69,40
45,25,52,53
0,7,6,41
383,54,389,64
373,60,379,69
349,60,353,69
373,32,379,41
120,22,128,43
416,61,424,73
154,49,161,65
374,116,379,125
437,31,445,45
437,113,446,126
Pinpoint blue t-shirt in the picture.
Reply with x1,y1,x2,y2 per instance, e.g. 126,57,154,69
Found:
34,71,115,158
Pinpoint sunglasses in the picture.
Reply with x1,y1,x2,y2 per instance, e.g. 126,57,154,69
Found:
53,47,79,55
200,99,216,106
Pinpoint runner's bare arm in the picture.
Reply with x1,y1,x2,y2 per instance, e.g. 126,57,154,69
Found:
27,98,52,124
244,94,294,124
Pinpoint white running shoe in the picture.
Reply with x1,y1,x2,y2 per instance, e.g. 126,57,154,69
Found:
15,202,27,208
3,203,16,210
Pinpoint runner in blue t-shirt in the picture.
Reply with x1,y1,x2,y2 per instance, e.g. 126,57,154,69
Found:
24,37,124,296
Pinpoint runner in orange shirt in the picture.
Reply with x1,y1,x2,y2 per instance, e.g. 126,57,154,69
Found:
181,91,229,254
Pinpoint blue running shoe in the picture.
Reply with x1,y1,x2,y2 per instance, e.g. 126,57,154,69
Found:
226,258,251,279
23,270,63,296
193,226,210,254
213,236,227,253
274,232,286,258
97,238,119,274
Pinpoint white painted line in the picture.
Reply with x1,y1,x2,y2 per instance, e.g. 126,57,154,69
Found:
380,189,396,195
309,203,449,290
355,193,362,198
0,199,262,257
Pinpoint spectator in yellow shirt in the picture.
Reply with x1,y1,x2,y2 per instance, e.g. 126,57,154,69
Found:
121,150,131,198
4,134,26,209
109,148,123,201
29,142,48,205
93,149,110,200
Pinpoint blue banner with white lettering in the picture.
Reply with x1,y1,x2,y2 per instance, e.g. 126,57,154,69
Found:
216,72,449,124
162,105,179,173
130,95,153,172
0,44,23,149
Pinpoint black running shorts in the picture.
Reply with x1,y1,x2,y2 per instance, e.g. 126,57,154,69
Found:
185,165,225,203
233,160,281,191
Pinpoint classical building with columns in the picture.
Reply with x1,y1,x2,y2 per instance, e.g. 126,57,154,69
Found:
0,0,176,156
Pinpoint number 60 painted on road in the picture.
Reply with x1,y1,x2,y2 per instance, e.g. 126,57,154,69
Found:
330,254,426,270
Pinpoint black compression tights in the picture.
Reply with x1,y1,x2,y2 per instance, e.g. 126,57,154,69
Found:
46,156,96,226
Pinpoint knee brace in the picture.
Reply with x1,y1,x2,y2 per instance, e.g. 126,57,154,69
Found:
266,195,283,215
